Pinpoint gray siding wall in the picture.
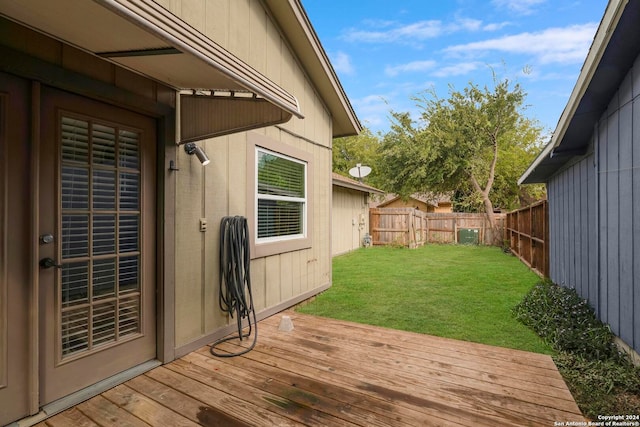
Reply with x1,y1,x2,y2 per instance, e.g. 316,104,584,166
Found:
547,53,640,354
548,153,598,311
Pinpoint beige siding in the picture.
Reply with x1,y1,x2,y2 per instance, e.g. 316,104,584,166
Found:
171,0,333,349
332,187,369,256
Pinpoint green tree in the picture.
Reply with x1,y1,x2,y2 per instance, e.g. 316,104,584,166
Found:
380,78,544,241
332,127,384,188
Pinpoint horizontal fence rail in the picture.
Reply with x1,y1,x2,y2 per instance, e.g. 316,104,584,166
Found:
505,200,549,277
369,208,505,248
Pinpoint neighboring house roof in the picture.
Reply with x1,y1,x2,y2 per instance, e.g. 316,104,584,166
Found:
520,0,640,184
265,0,362,137
332,173,384,195
372,193,451,208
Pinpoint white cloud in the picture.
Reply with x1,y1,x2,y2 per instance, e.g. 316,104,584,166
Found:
341,17,506,45
492,0,546,15
451,17,483,32
444,23,598,65
432,62,482,77
342,20,444,43
331,51,355,75
385,60,437,76
482,21,511,31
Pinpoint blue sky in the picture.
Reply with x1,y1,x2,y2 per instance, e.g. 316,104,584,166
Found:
303,0,608,136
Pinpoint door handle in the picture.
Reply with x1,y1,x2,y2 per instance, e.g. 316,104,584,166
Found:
40,257,62,269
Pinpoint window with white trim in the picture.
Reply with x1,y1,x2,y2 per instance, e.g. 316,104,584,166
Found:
256,147,307,242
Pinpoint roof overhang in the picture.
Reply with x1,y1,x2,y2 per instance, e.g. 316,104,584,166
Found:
0,0,303,143
520,0,639,184
332,174,383,195
264,0,362,137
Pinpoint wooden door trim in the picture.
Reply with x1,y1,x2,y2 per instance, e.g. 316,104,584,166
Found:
0,89,7,392
29,81,41,414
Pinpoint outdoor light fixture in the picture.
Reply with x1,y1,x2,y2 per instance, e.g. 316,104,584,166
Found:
184,142,210,166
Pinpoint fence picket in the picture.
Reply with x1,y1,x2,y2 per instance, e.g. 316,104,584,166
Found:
369,208,505,247
505,201,549,278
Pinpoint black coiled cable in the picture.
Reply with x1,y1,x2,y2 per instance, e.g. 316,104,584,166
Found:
210,216,258,357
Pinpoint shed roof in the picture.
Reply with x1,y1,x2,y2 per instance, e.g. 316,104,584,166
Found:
519,0,640,184
332,173,384,195
373,193,451,208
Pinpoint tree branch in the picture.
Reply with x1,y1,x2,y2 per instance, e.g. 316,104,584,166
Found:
484,139,499,195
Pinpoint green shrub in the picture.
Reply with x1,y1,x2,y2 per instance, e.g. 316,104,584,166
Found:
513,281,640,419
512,281,621,360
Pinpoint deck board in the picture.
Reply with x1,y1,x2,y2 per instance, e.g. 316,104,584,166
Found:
42,311,584,426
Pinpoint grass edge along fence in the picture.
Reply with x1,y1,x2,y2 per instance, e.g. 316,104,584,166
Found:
369,208,505,248
505,200,549,278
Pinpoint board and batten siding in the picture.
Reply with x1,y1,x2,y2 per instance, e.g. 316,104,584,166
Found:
547,53,640,354
547,153,598,310
167,0,334,352
332,187,369,256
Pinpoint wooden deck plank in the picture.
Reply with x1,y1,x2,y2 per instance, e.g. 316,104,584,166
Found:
39,312,583,427
126,373,251,427
264,315,577,404
248,327,581,418
180,352,416,427
145,365,300,426
102,384,199,427
164,357,355,427
76,395,151,427
187,348,457,427
269,312,567,383
216,338,562,427
267,317,566,388
265,311,557,370
43,408,99,427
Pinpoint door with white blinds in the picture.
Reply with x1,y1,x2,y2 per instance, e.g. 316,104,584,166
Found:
39,87,156,404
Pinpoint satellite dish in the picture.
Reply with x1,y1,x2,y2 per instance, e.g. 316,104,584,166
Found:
349,163,372,180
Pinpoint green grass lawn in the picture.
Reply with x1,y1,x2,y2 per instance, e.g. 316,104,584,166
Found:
296,244,554,355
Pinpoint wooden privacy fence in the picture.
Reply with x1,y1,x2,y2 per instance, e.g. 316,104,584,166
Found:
505,200,549,277
369,208,505,248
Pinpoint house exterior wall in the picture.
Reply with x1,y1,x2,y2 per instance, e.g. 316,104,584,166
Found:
595,57,640,352
0,1,344,420
547,53,640,354
332,187,368,256
547,153,598,310
165,0,334,352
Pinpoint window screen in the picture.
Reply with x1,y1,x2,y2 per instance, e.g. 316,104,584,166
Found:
256,148,306,240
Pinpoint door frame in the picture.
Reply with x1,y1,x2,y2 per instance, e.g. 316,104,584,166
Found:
39,87,159,404
0,46,177,416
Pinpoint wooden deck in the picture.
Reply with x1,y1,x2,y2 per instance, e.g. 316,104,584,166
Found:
37,312,584,426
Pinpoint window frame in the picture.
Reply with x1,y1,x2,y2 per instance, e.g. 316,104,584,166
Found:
247,132,313,259
255,147,307,243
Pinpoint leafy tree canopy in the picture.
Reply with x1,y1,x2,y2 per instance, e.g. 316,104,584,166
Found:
378,77,545,236
332,127,385,189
